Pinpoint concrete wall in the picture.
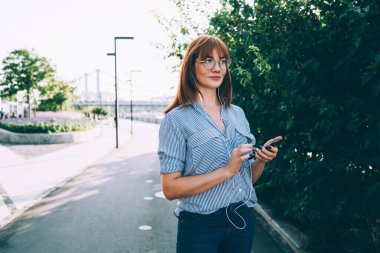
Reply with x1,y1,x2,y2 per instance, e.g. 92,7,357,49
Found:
0,126,101,144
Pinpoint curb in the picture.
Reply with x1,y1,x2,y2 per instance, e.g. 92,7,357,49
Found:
0,164,92,228
254,204,307,253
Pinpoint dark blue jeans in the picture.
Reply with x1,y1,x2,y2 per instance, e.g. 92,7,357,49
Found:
176,202,255,253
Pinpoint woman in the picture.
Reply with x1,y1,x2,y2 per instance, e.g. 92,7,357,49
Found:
158,34,282,253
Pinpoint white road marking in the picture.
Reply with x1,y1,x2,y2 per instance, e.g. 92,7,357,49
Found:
154,191,166,199
138,225,152,231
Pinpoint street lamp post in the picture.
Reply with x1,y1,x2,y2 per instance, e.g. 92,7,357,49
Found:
107,36,134,148
129,69,141,135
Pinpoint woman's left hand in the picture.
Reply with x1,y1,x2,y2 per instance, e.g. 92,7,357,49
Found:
253,136,282,164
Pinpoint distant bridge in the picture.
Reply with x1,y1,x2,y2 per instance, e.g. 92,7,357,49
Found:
74,101,169,117
74,100,169,107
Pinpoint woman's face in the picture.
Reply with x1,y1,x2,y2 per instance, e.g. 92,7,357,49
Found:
194,48,227,91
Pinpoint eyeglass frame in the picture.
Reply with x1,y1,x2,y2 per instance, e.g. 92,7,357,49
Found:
198,57,230,70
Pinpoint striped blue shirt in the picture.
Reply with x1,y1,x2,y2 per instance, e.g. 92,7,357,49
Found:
158,102,257,215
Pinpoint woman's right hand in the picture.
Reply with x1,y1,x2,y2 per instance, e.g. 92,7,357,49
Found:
224,144,254,177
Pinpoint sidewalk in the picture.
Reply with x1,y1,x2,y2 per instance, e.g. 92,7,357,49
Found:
0,119,306,253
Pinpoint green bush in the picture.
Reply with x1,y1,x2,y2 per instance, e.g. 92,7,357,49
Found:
91,106,109,118
77,106,109,119
205,0,380,252
0,119,96,134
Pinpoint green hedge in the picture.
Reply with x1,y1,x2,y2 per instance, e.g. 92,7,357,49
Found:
91,106,109,117
206,1,379,252
0,120,96,134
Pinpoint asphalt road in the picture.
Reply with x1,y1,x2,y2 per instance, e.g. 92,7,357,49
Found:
0,121,285,253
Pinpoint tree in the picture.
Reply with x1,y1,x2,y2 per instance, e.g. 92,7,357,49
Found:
37,80,77,112
207,1,380,252
153,0,221,66
0,49,55,117
91,106,109,119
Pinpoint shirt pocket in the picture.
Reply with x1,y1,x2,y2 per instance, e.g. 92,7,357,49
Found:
187,128,227,175
233,126,255,148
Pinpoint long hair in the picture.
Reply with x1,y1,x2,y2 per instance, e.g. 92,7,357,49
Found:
164,35,232,114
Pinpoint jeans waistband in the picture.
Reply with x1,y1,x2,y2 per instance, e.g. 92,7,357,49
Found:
178,201,250,218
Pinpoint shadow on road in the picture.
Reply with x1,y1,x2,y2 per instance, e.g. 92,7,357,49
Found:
0,151,177,253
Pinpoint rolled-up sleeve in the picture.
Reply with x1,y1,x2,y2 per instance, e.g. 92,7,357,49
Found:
158,114,186,174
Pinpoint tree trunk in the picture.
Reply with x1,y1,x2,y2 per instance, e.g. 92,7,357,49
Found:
26,90,31,118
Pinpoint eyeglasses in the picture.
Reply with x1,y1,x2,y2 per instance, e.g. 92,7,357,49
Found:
199,57,229,70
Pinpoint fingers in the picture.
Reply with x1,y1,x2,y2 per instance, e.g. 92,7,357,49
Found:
239,146,254,154
254,145,277,163
264,136,283,147
240,153,252,160
255,148,271,160
234,144,254,155
254,153,271,163
240,144,254,149
232,145,255,162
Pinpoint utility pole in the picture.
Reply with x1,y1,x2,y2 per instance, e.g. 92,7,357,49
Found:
107,36,134,148
84,73,88,103
96,69,101,106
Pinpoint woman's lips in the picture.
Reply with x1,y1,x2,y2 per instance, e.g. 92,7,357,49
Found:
209,76,221,81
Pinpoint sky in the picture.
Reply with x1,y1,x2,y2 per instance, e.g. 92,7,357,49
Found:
0,0,186,101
